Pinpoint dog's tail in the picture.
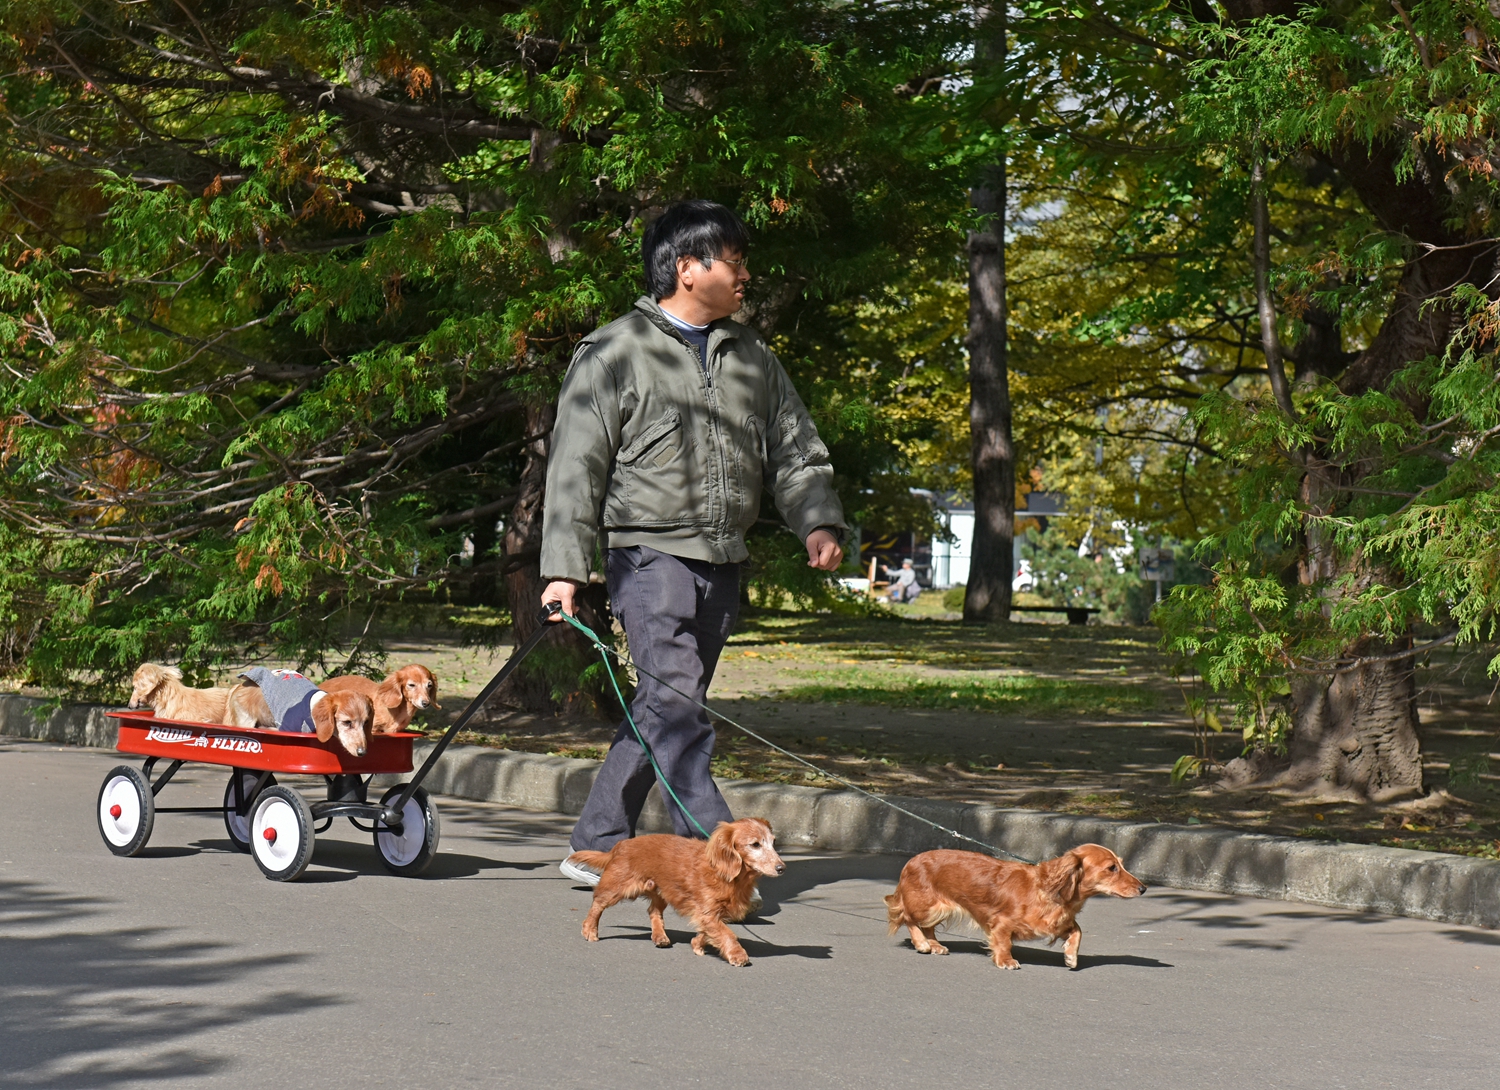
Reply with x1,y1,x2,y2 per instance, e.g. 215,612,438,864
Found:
883,890,905,935
568,849,613,873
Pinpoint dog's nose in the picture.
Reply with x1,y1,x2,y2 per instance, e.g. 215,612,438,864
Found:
775,862,786,874
1137,883,1148,895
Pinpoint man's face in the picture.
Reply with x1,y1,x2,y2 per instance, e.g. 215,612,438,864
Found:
677,249,749,321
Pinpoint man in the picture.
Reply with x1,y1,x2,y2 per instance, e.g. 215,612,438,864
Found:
539,200,845,885
885,558,921,603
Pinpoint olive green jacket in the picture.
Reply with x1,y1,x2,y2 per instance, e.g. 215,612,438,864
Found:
539,296,846,583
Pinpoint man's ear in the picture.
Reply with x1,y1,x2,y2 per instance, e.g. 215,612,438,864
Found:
310,692,335,742
707,823,742,882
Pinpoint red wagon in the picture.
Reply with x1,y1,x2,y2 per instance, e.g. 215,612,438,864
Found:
96,710,435,881
95,608,559,881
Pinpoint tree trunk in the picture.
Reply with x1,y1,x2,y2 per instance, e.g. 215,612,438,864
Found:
962,4,1013,625
963,161,1015,624
499,401,557,710
1285,648,1422,801
498,400,612,712
1226,215,1469,798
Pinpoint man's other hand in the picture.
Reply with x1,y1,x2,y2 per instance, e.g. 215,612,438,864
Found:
541,580,578,619
805,529,844,572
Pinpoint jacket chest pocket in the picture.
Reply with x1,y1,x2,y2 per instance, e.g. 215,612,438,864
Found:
618,410,683,468
606,408,705,528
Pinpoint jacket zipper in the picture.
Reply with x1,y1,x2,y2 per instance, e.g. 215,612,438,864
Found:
656,312,733,550
699,339,729,543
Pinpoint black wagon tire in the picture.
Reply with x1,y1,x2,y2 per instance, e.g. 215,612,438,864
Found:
97,765,155,857
374,784,440,876
223,770,276,853
249,786,316,881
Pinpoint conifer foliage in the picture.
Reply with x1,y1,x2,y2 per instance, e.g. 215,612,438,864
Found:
0,1,964,691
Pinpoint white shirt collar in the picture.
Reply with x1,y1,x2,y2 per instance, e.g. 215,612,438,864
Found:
659,307,710,333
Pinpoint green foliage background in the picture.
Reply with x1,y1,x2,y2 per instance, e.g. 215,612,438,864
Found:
0,0,978,692
6,0,1500,793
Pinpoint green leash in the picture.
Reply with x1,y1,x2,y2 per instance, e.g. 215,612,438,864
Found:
561,611,711,838
555,609,1033,863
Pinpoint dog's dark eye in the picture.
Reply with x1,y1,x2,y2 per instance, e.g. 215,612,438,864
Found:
750,841,760,848
1108,864,1117,872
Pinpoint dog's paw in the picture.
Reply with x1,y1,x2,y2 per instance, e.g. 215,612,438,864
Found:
725,950,750,967
691,935,708,956
929,942,949,955
993,956,1021,970
582,925,599,942
653,935,673,949
1065,954,1079,969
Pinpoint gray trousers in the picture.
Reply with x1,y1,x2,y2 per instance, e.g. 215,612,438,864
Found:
569,546,738,852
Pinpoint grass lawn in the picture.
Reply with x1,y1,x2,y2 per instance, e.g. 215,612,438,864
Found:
35,598,1490,860
399,605,1500,861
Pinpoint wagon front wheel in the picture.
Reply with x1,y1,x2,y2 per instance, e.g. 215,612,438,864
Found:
98,765,155,857
250,786,315,881
374,784,440,876
223,770,276,853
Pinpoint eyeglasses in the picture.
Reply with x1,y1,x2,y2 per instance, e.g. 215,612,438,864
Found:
716,255,749,272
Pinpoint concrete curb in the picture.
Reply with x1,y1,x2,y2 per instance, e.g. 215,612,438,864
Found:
6,693,1498,929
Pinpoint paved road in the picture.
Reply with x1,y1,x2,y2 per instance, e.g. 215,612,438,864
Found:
4,738,1498,1090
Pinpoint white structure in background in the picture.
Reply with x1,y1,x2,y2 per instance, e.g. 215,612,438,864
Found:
923,491,1068,591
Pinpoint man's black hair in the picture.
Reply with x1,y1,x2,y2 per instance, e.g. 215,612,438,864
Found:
641,200,751,300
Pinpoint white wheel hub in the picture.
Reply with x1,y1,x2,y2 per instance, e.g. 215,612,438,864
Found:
100,775,142,846
377,796,426,866
253,798,301,869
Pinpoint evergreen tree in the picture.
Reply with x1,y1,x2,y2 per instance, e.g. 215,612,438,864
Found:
0,0,969,699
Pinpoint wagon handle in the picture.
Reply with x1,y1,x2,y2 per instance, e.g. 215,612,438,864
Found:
380,604,563,828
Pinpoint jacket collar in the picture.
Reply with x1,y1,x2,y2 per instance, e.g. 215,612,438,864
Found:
634,295,740,349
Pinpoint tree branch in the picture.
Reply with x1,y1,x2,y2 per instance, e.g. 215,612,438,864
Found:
1251,154,1297,420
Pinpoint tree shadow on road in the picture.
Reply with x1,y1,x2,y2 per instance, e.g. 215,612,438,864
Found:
1436,928,1500,946
755,852,905,916
0,877,344,1088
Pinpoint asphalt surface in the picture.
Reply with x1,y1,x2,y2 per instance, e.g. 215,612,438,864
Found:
4,738,1499,1090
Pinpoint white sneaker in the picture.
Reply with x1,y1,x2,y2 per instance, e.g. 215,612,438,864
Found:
559,856,602,886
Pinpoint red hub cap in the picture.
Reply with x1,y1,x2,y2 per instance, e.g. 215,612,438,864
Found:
109,804,122,819
263,827,277,843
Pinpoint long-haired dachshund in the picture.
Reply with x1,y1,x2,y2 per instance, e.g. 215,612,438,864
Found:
128,664,230,724
221,676,374,757
884,844,1146,970
319,664,439,734
568,818,784,967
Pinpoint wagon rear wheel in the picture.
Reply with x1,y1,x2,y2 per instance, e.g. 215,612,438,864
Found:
250,786,315,881
223,770,276,853
97,765,155,857
374,784,440,877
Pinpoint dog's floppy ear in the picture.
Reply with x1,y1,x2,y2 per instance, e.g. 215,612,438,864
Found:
377,676,405,709
707,822,743,882
1042,850,1084,903
310,692,336,742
